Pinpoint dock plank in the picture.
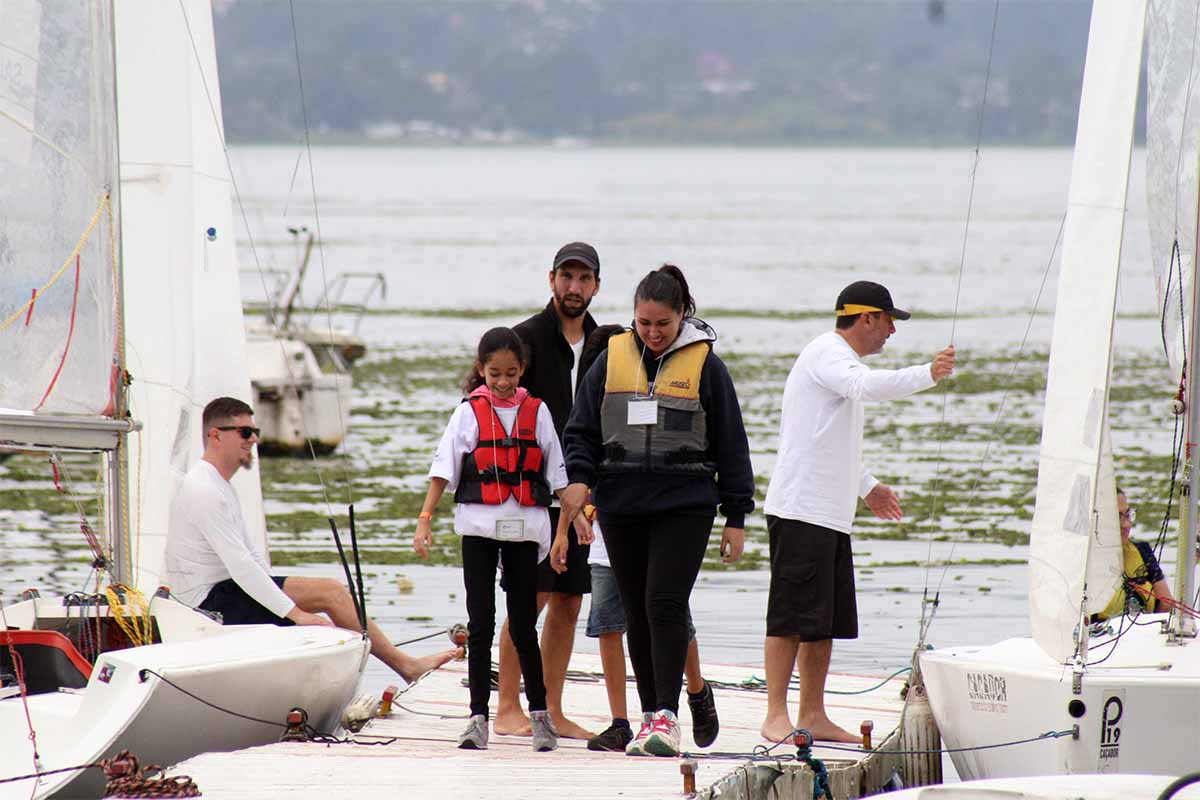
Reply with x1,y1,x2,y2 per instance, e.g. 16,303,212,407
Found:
166,652,906,799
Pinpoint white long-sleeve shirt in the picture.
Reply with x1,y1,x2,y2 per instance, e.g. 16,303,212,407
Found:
164,460,295,618
430,399,567,562
764,331,936,534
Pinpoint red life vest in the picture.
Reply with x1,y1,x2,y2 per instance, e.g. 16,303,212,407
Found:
453,395,552,507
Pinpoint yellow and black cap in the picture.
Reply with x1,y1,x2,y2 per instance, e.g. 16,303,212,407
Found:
835,281,911,321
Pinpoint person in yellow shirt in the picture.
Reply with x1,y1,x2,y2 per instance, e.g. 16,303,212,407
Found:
1093,488,1173,621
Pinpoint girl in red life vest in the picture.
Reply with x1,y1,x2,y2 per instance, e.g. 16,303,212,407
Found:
413,326,568,753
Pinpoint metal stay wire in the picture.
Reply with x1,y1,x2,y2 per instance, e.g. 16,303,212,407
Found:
287,0,356,507
917,0,1001,642
176,0,347,520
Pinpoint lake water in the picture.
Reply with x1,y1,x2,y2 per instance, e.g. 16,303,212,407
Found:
2,146,1185,699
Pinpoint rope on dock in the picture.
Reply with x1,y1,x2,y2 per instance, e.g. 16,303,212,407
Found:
683,727,1076,762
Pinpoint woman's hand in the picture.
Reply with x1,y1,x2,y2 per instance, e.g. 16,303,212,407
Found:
414,518,433,560
558,482,590,521
571,511,594,545
721,526,744,564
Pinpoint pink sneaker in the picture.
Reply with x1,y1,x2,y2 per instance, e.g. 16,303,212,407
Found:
624,712,655,756
642,710,681,757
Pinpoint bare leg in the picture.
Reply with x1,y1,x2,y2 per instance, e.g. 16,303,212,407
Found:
282,577,458,684
760,635,800,741
495,592,549,736
598,632,629,722
683,637,704,694
795,639,857,743
541,592,592,739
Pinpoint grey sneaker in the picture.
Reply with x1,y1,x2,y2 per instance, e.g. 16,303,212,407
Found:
458,714,489,750
530,709,559,752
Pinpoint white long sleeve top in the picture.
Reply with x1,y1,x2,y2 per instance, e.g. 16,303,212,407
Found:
764,331,936,534
429,399,567,562
164,460,295,618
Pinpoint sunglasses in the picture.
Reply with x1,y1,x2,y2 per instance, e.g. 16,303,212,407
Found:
216,425,261,440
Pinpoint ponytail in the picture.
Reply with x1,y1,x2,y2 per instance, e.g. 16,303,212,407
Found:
634,263,696,318
461,327,528,395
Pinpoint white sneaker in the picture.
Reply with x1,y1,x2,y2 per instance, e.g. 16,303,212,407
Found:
624,711,655,756
642,709,681,756
457,714,489,749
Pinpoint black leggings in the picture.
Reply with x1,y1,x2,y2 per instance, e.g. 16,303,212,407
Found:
461,535,546,718
598,508,714,715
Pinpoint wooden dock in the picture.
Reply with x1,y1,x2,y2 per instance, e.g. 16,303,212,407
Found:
161,652,915,799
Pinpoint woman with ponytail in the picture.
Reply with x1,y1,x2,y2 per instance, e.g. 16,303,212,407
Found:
554,265,754,757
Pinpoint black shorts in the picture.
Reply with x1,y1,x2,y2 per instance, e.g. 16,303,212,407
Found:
765,516,857,640
198,576,295,626
499,508,591,595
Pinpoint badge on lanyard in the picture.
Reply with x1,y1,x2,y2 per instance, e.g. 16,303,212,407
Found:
496,519,525,540
627,398,658,425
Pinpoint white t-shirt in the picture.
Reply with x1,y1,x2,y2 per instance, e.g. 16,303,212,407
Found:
164,460,295,618
430,399,567,562
569,336,585,395
587,518,609,568
764,331,936,534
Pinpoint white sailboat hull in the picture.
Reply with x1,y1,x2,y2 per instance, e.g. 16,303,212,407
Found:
244,332,353,455
920,617,1200,780
0,603,369,799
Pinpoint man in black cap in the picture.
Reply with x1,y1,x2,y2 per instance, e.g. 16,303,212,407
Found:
759,281,955,743
494,241,601,740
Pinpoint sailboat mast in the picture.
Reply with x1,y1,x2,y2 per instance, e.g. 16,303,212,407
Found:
1180,173,1200,636
107,0,133,587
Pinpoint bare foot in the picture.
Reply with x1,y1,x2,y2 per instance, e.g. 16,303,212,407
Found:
399,648,461,683
552,714,593,740
796,716,860,744
760,713,798,744
494,708,532,737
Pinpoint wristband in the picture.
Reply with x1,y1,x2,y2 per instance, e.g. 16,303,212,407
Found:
418,511,432,520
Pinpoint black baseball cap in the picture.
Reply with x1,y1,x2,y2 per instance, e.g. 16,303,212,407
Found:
552,242,600,277
835,281,911,321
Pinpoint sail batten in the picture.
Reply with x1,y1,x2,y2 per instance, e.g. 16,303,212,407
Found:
1028,1,1146,663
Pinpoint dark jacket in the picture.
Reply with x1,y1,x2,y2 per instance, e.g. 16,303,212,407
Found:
514,301,598,441
563,320,755,528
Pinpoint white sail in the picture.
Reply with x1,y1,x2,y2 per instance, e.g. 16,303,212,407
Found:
1027,1,1145,663
114,0,268,590
0,1,119,415
1147,0,1200,377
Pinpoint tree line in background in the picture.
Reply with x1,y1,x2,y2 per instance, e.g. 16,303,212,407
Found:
214,1,1123,146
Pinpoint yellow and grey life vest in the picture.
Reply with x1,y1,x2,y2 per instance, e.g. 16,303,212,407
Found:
1095,539,1158,621
599,330,714,476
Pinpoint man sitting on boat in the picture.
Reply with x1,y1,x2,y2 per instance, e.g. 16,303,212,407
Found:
1092,487,1173,621
165,397,459,683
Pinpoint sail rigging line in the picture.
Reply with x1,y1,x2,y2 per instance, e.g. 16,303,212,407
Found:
0,193,109,337
175,0,343,520
0,108,103,196
915,210,1067,650
0,605,41,778
918,0,1003,636
33,256,82,412
287,0,355,506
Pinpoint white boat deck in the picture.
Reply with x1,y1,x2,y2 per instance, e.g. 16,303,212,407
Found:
162,651,908,799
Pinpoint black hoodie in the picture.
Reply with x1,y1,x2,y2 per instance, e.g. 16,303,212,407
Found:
563,319,755,528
